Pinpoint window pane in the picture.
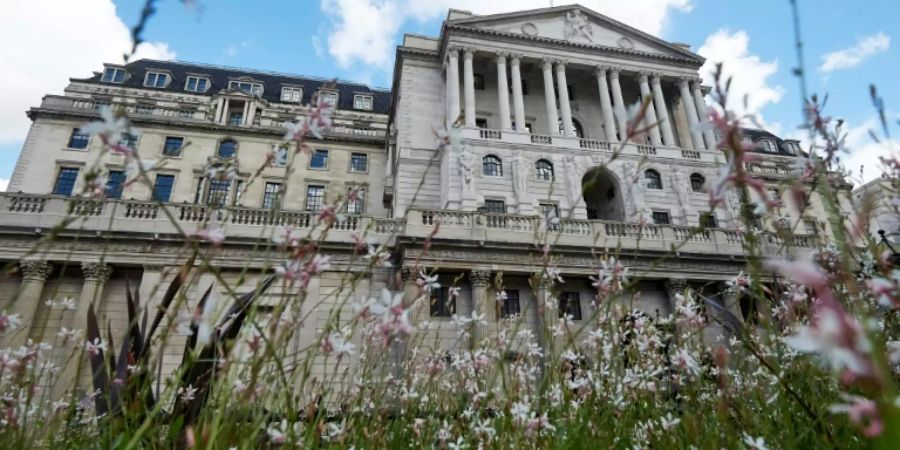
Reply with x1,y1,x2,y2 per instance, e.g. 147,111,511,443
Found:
207,179,230,207
535,160,553,181
644,170,662,190
483,156,502,176
186,77,197,91
306,185,325,212
651,211,670,225
346,186,365,214
105,171,126,199
152,174,175,202
350,153,368,172
163,136,184,156
430,287,455,317
263,182,281,209
690,174,706,192
53,168,79,196
484,200,506,214
310,149,328,168
500,290,520,318
68,128,90,149
559,292,582,320
119,133,139,149
218,140,237,158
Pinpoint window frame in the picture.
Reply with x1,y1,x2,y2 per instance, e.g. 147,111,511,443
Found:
143,71,170,89
349,153,368,173
559,292,583,320
217,139,238,159
535,159,554,181
162,136,185,157
690,173,706,192
119,133,139,150
66,128,91,150
105,170,127,199
644,169,663,190
482,155,503,177
353,94,374,110
499,289,521,318
281,86,303,103
52,167,80,196
345,185,366,215
184,76,209,93
483,199,507,214
651,210,671,225
318,90,338,107
760,139,778,153
305,184,326,212
262,182,282,209
699,212,718,228
228,80,263,96
152,174,176,202
309,149,329,169
430,286,455,318
101,67,126,84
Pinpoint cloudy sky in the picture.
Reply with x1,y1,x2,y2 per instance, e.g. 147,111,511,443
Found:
1,0,897,191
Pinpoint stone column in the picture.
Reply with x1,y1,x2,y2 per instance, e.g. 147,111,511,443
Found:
609,69,629,141
495,53,512,131
469,270,492,347
541,58,560,136
651,74,676,147
692,79,717,150
665,278,688,342
462,47,476,128
555,60,575,137
510,54,527,132
446,47,461,126
4,261,53,347
596,66,618,142
392,267,421,377
638,72,662,145
679,78,704,150
241,100,251,126
55,262,112,398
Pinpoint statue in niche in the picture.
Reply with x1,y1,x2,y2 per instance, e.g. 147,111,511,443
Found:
621,161,643,221
512,151,529,198
563,154,582,205
458,146,477,198
564,9,593,43
670,167,691,224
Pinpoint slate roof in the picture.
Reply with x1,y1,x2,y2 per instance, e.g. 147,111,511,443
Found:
741,128,801,156
73,59,391,115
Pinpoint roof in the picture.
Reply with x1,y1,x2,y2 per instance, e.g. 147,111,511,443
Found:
73,59,392,115
741,128,802,157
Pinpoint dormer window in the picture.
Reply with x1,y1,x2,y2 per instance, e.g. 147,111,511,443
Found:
318,91,338,107
229,81,263,96
353,94,373,110
144,71,170,88
281,87,303,103
101,67,125,83
784,141,800,154
184,76,209,93
760,139,777,153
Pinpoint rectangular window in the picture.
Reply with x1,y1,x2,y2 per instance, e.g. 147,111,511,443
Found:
473,74,485,90
67,128,90,149
53,168,79,196
353,95,373,110
162,136,184,157
229,112,243,126
105,170,126,199
804,218,819,235
346,186,366,214
119,133,139,150
262,182,282,209
179,109,195,118
101,67,125,83
184,76,208,92
430,287,455,317
207,179,231,207
699,212,718,228
484,199,506,214
651,211,671,225
310,149,328,169
229,81,263,95
540,203,559,219
500,290,520,318
281,87,303,103
475,118,488,129
152,174,175,202
559,292,583,320
350,153,368,172
305,185,325,212
144,72,169,88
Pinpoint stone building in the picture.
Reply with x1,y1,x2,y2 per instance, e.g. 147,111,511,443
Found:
0,5,843,394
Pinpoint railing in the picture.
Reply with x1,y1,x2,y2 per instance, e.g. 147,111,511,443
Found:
530,134,553,145
479,129,503,140
7,195,46,213
578,139,611,151
681,150,701,160
637,145,657,156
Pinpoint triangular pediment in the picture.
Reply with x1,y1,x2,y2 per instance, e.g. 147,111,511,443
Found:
449,5,701,62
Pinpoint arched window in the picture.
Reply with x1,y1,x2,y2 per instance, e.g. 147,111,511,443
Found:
217,139,237,159
644,169,662,190
535,159,553,181
483,155,502,177
690,173,706,192
558,118,585,138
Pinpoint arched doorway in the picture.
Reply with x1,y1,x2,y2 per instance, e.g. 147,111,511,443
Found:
582,167,625,221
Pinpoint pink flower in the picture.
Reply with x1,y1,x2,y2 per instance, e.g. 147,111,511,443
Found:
84,338,107,357
190,226,226,246
829,394,884,437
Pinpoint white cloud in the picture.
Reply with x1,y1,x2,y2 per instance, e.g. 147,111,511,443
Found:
0,178,8,192
0,0,175,145
130,42,177,62
819,32,890,73
841,115,899,185
697,29,784,128
320,0,693,70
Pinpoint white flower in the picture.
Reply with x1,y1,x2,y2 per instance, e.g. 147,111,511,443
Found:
0,311,23,333
84,337,107,357
80,106,129,146
321,332,355,358
659,413,681,430
417,269,440,292
179,384,198,403
190,226,226,246
125,157,157,180
742,434,770,450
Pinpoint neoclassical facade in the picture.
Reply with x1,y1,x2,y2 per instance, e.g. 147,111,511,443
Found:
0,5,848,394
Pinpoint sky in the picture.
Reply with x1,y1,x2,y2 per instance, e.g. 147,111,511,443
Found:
1,0,897,191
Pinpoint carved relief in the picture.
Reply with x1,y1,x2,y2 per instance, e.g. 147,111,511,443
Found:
521,22,538,36
458,146,477,199
563,154,582,205
620,161,645,221
564,9,593,43
670,166,691,224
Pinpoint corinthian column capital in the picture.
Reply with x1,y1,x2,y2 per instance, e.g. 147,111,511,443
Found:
20,261,53,281
470,270,491,287
82,262,112,283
